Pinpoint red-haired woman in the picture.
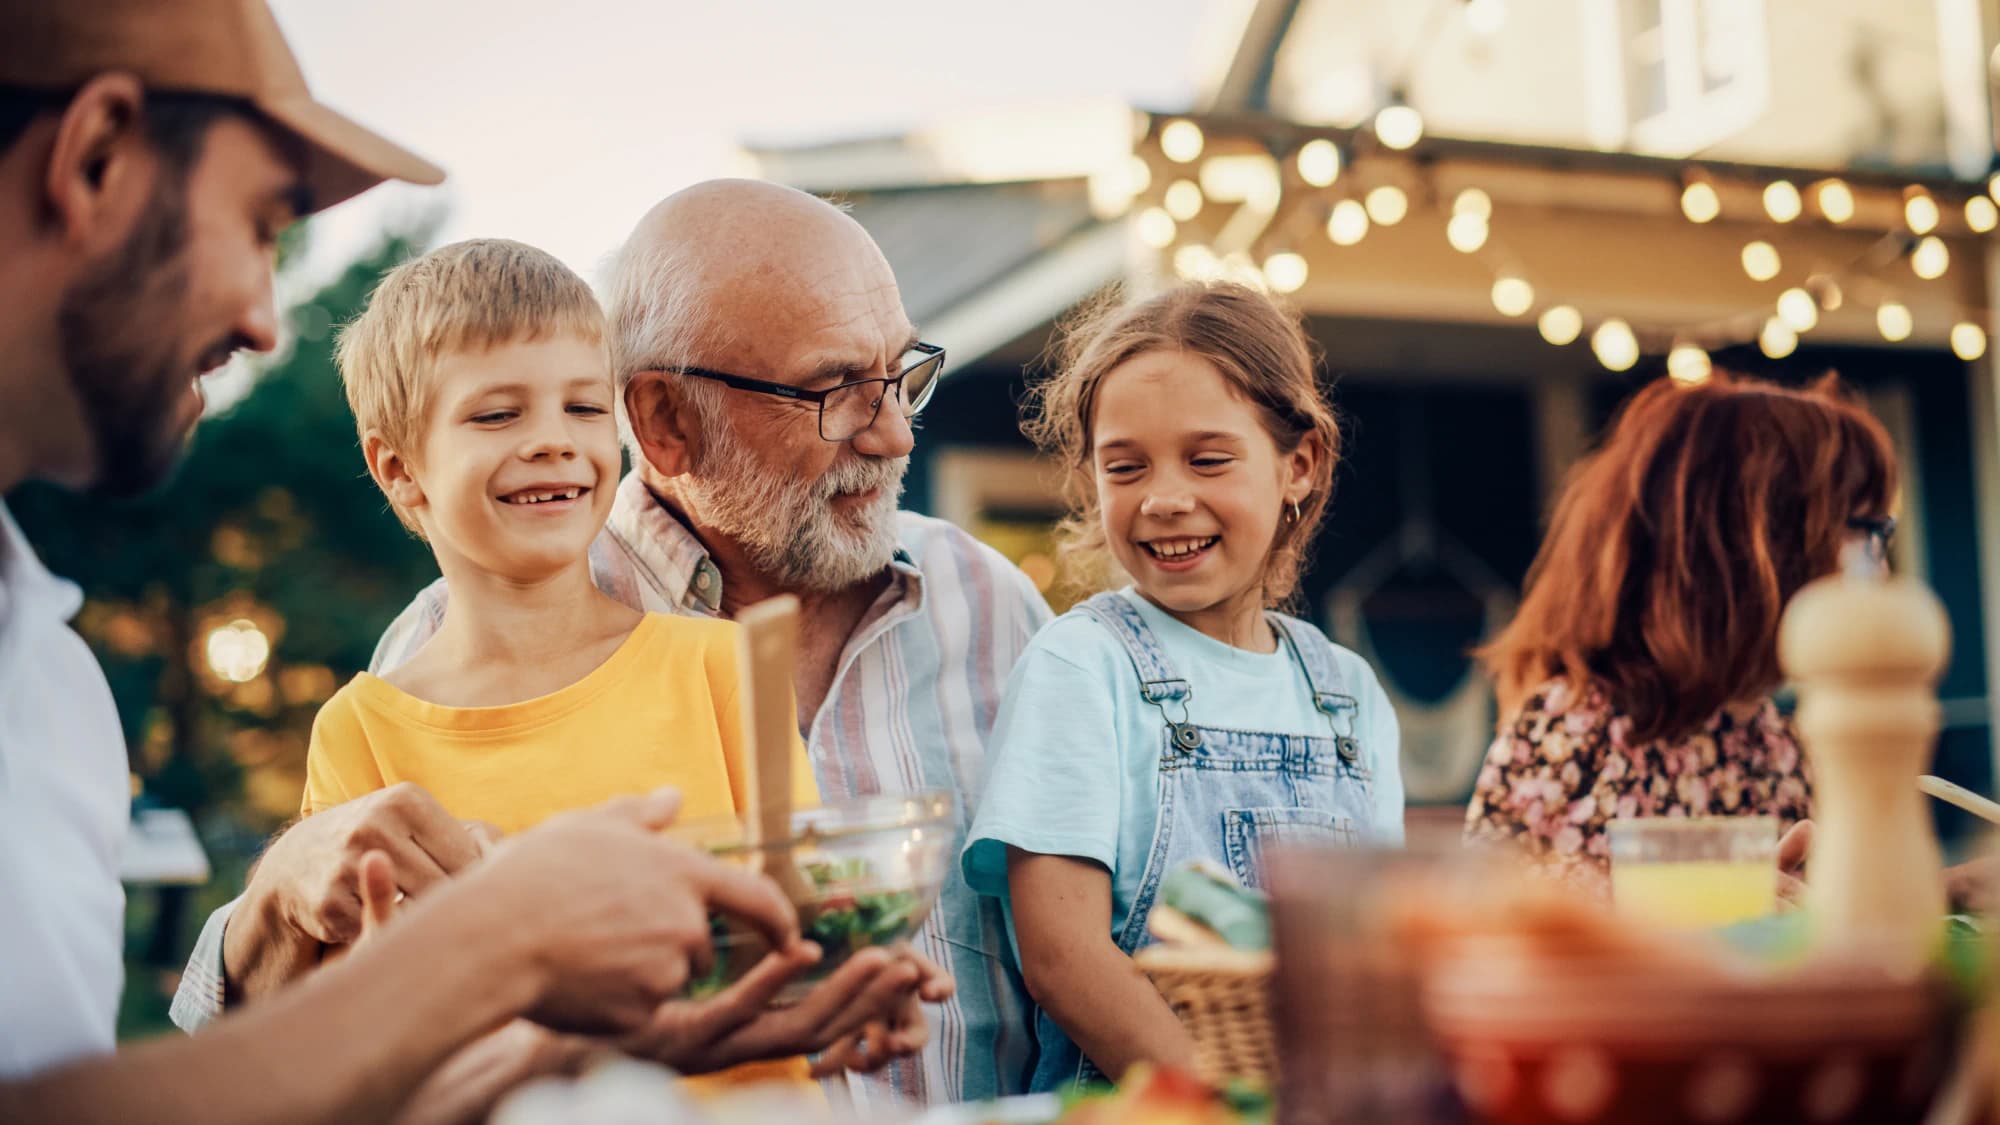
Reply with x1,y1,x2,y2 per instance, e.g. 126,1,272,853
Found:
1464,373,1898,887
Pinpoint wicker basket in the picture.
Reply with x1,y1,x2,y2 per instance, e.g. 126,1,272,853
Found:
1135,943,1277,1086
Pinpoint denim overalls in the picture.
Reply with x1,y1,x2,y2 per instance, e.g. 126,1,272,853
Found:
1029,592,1380,1090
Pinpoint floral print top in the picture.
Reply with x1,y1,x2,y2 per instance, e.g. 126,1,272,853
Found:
1463,678,1811,891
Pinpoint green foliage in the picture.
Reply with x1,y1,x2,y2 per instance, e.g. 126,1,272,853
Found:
11,223,443,823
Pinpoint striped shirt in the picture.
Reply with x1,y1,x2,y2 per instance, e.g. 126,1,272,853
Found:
178,472,1051,1108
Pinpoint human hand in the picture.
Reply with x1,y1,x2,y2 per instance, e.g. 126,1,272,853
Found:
226,783,486,998
1776,819,1812,910
616,940,948,1075
810,944,953,1077
468,788,802,1036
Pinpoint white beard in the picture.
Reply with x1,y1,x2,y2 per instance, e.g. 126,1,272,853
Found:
683,417,906,593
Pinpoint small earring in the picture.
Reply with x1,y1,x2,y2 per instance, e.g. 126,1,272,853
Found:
1289,500,1302,524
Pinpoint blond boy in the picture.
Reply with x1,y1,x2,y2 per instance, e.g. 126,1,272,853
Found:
312,238,855,1088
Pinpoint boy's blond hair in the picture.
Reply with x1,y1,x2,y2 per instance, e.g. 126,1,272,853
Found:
335,238,608,533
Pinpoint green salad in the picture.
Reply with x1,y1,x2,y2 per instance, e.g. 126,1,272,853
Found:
686,856,927,998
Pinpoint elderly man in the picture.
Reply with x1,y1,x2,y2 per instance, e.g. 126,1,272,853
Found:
188,179,1054,1106
0,3,807,1122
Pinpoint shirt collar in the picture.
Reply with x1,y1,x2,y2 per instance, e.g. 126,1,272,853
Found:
0,499,83,632
604,472,922,616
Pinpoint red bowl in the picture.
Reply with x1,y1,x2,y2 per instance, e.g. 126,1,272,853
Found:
1422,941,1955,1125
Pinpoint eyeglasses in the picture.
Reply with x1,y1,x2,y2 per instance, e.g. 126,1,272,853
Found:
666,342,945,443
1847,515,1897,562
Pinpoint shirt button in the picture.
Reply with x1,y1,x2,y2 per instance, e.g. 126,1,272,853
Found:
695,570,712,590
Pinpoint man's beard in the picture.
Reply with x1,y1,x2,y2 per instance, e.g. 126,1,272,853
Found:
682,414,907,593
55,172,212,498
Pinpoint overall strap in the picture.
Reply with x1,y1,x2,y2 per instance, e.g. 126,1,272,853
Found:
1268,612,1362,762
1075,592,1204,752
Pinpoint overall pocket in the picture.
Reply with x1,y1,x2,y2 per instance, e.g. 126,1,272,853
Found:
1221,806,1360,888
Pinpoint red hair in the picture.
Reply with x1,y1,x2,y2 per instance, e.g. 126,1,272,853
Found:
1479,372,1898,742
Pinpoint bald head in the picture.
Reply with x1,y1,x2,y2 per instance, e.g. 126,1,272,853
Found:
603,179,906,397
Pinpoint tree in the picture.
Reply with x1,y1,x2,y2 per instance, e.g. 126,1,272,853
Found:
13,223,442,839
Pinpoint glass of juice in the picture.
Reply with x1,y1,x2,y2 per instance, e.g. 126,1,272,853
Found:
1607,815,1779,928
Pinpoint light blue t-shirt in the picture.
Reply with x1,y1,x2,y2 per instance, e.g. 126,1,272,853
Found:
962,587,1404,938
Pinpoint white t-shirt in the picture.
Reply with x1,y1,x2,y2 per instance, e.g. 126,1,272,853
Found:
0,501,127,1077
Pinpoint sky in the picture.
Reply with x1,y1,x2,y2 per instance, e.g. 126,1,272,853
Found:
270,0,1217,283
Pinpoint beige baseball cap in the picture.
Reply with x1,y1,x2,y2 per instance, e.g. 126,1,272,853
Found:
0,0,445,212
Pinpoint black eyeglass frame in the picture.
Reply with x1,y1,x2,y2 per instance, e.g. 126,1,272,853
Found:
664,342,945,443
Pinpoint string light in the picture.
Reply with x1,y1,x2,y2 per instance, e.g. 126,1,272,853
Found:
1453,188,1493,220
1491,276,1535,317
1374,103,1424,150
1758,317,1798,359
1877,302,1913,342
1164,180,1204,221
1538,305,1583,346
1763,180,1803,223
1173,244,1220,281
1327,199,1370,245
1911,236,1950,280
1263,252,1309,294
1815,179,1855,224
1160,120,1205,163
1969,196,1999,234
1591,319,1639,371
1952,321,1988,361
1741,240,1781,282
1681,181,1721,223
1128,156,1153,197
1136,208,1177,248
1447,212,1490,252
1297,139,1341,187
1776,287,1819,332
1365,184,1409,225
1667,345,1712,386
1905,187,1940,235
1989,172,2000,207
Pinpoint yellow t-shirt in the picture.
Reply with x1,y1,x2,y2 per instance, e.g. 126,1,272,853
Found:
302,612,820,1090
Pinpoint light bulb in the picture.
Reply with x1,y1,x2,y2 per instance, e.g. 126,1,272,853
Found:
1374,104,1424,150
1763,180,1802,223
1364,184,1409,226
1681,181,1721,223
1490,276,1535,317
1911,235,1949,280
1263,252,1309,294
1538,305,1582,346
1164,180,1204,221
1968,196,1998,234
1905,189,1940,235
1952,321,1988,361
1591,319,1639,371
1815,179,1855,224
1776,287,1819,332
1453,188,1493,219
1447,212,1489,253
1758,317,1798,359
1327,199,1369,246
1136,208,1177,249
1877,302,1913,342
1297,139,1340,187
1160,120,1205,163
1667,345,1712,386
1741,240,1781,282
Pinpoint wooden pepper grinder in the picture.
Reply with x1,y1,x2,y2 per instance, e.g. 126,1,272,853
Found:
1778,546,1951,973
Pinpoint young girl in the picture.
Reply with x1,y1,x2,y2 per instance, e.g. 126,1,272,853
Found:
962,282,1405,1088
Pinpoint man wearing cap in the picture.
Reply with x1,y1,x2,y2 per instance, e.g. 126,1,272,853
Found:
0,2,816,1120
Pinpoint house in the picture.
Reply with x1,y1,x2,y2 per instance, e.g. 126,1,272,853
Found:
751,0,1998,832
